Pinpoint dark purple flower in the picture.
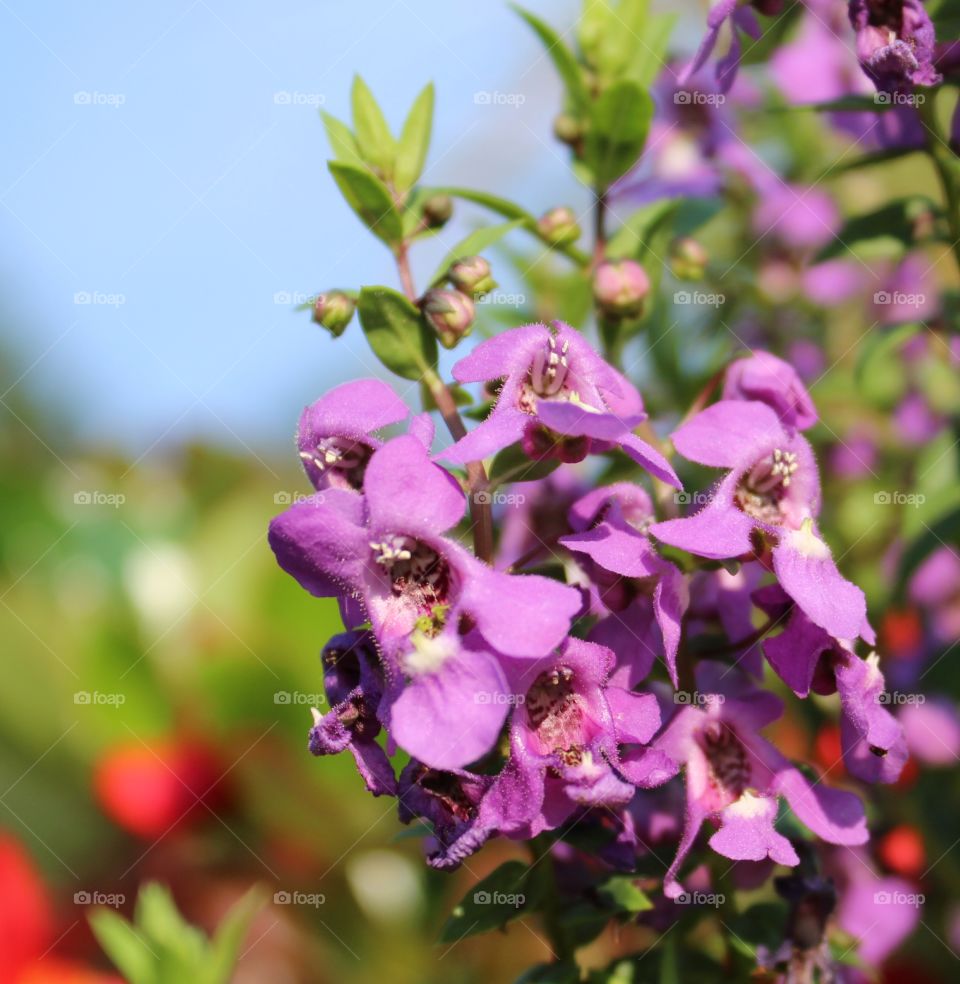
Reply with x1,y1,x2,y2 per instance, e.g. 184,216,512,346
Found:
269,434,581,660
308,631,396,795
442,322,680,487
560,483,689,685
679,0,767,94
620,662,869,898
849,0,942,92
297,378,431,492
722,351,818,431
651,400,873,643
756,585,906,783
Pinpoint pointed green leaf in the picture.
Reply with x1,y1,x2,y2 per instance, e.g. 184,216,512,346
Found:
596,875,652,914
321,111,364,166
439,860,542,943
358,286,437,379
328,160,403,246
90,909,155,984
855,322,923,387
428,219,523,285
395,83,435,191
351,75,396,176
512,5,589,113
206,887,266,984
584,79,653,189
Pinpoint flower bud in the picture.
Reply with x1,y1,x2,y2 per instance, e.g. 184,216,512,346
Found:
537,206,581,246
670,237,709,281
592,260,650,317
422,194,453,229
312,290,356,337
422,288,475,348
552,113,582,146
448,255,497,297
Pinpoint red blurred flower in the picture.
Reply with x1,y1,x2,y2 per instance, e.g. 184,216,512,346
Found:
878,824,926,879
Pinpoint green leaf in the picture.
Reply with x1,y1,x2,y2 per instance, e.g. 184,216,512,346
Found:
514,960,581,983
206,888,265,984
327,161,403,246
489,442,561,486
583,79,653,189
605,199,678,260
90,909,156,984
817,196,943,261
596,875,653,914
512,5,589,114
855,322,923,387
351,75,396,176
358,286,437,380
321,111,364,167
439,860,540,943
395,83,435,192
428,219,524,285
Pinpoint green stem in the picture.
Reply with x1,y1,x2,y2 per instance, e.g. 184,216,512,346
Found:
919,94,960,276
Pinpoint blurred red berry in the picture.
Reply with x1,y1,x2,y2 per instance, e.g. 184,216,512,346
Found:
880,607,923,658
93,740,227,839
0,835,53,982
878,824,926,879
814,724,844,777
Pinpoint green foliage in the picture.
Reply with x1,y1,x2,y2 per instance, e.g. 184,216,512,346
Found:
583,80,653,190
513,5,590,115
351,75,397,177
357,286,438,379
395,83,435,192
90,883,264,984
327,160,403,247
817,196,944,260
428,219,524,286
439,860,545,942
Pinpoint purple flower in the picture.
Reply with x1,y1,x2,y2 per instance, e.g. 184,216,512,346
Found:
297,378,432,492
849,0,942,93
651,400,873,643
752,182,840,252
722,351,818,431
755,585,906,783
621,662,868,898
269,434,581,660
308,631,396,795
497,638,662,836
442,322,680,487
559,483,689,685
900,696,960,766
678,0,767,94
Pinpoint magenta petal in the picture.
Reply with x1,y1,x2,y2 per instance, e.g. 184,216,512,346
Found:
654,565,689,687
708,793,799,865
348,740,398,796
618,434,682,488
837,875,921,966
651,505,755,560
364,435,466,536
560,517,661,579
606,688,661,745
536,401,644,437
671,400,783,468
299,378,408,440
452,324,546,383
763,613,830,697
407,412,435,449
439,409,527,464
390,647,509,770
772,528,868,641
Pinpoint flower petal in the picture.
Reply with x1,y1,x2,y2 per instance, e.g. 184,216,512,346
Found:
671,400,784,468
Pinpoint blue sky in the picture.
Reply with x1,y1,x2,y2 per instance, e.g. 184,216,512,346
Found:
0,0,692,455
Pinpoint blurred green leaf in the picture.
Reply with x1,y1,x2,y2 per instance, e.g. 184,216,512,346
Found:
489,442,561,486
595,875,652,914
513,5,590,114
358,286,438,380
395,82,435,192
327,160,403,246
321,111,364,167
584,79,653,189
817,196,943,261
855,322,923,387
90,909,155,984
207,887,266,984
350,75,396,176
429,219,523,285
439,860,542,942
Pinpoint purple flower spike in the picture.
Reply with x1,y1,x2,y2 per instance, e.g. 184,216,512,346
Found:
270,435,581,663
442,322,680,487
297,378,411,491
849,0,942,93
651,400,872,643
679,0,764,94
309,631,396,795
560,483,689,685
722,351,818,431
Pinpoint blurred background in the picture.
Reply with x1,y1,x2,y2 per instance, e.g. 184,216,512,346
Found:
1,0,959,981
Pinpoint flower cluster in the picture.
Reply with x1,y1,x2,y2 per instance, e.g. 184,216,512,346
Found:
269,339,906,895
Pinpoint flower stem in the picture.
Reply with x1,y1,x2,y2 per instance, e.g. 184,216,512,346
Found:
919,94,960,277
